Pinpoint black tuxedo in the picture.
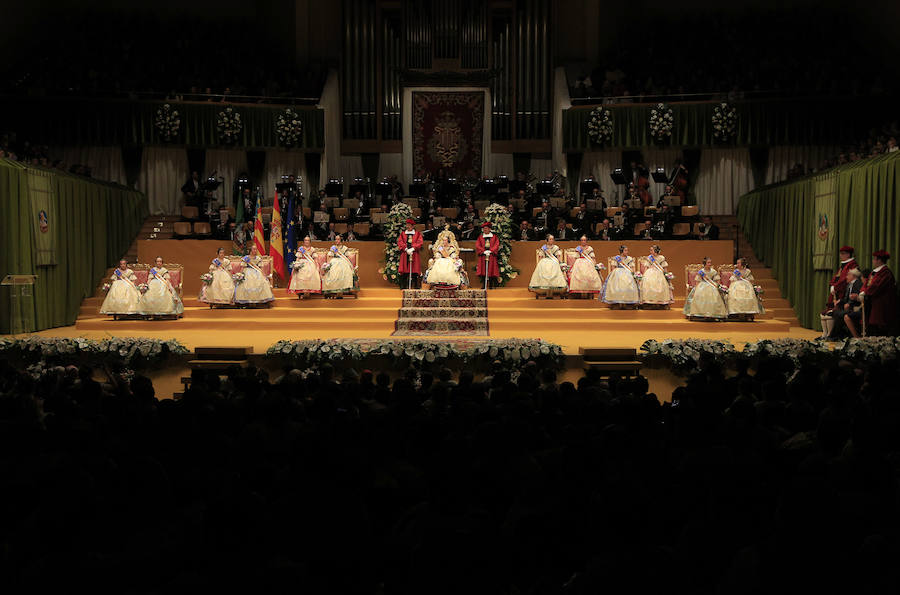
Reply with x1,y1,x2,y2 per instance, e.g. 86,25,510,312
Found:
517,227,536,241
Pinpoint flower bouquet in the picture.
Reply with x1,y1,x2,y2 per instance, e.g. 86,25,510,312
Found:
101,282,111,292
231,272,246,284
649,103,674,141
754,285,765,296
633,271,643,280
665,272,675,280
155,103,181,142
200,273,214,285
275,107,303,146
587,106,613,144
718,284,729,292
323,262,333,272
137,283,150,294
216,106,243,143
292,260,305,270
712,102,737,141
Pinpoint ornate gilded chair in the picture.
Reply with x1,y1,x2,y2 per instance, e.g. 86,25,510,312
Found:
716,264,736,289
684,263,705,293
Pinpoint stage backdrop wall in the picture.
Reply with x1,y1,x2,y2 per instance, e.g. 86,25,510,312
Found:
738,151,900,330
139,238,732,296
0,159,147,333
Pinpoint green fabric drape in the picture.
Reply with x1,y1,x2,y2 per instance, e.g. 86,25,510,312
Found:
0,97,326,150
564,97,893,150
0,159,148,333
738,151,900,330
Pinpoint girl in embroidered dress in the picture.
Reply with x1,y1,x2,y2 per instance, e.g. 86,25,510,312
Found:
528,235,568,298
683,256,728,320
234,245,275,306
322,234,357,298
726,257,764,320
288,236,322,298
567,235,604,297
601,245,640,307
640,244,675,308
425,232,464,288
100,259,141,316
139,256,184,317
199,247,235,306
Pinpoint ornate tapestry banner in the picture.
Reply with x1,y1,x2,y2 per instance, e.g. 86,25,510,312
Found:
412,92,484,178
812,176,837,271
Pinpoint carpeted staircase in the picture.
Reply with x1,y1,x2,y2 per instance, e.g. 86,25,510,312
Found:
393,289,489,336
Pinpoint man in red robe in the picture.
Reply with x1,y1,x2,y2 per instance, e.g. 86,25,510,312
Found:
821,245,857,337
397,218,423,288
476,221,500,289
857,250,897,337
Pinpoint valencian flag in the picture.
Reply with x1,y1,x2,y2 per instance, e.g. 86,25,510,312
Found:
253,193,265,256
285,192,297,274
270,191,285,281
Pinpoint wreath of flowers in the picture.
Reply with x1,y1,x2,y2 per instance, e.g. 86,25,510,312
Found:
648,102,674,141
586,106,613,144
275,108,304,147
155,103,181,142
712,102,737,141
481,203,519,286
379,202,415,287
216,106,243,143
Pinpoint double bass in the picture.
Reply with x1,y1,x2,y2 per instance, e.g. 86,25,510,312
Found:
671,164,689,202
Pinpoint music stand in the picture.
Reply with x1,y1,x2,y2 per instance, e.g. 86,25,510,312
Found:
349,179,368,198
580,179,599,197
610,168,627,208
409,181,427,197
376,181,392,198
325,180,344,198
496,175,509,190
508,180,527,195
537,180,555,195
2,274,37,334
650,168,668,183
479,179,499,196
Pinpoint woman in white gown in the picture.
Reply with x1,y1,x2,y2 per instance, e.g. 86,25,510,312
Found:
322,234,357,297
567,235,604,296
726,258,765,320
138,256,184,317
601,245,640,307
288,236,322,298
640,244,675,307
683,256,728,320
199,247,235,306
234,245,275,306
529,235,568,298
100,259,141,316
425,232,464,288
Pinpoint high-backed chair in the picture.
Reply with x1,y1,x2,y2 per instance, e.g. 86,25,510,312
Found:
181,206,200,221
681,205,699,217
194,222,212,237
334,223,348,234
333,207,349,221
632,222,649,237
355,222,370,237
442,207,458,220
671,222,691,237
683,263,705,293
173,222,192,237
716,264,736,288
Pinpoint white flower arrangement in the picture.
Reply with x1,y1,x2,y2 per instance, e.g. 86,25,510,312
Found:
482,203,519,286
292,260,305,270
379,202,414,287
0,337,188,368
275,108,303,146
323,262,333,272
633,271,643,280
712,102,737,141
155,103,181,142
587,106,613,144
648,102,674,141
200,272,214,285
231,272,246,284
101,282,112,292
216,106,243,143
266,338,565,369
665,272,675,280
640,339,736,373
137,283,150,294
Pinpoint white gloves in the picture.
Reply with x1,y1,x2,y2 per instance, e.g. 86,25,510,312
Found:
406,248,415,255
830,286,835,295
483,250,491,256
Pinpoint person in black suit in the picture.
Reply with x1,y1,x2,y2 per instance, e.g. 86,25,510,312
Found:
569,205,593,237
829,268,864,338
698,216,719,240
517,220,536,241
181,171,201,207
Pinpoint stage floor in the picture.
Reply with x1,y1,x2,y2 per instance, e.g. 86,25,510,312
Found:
25,283,818,355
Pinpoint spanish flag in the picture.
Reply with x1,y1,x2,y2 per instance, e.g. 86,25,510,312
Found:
270,191,285,282
253,192,265,256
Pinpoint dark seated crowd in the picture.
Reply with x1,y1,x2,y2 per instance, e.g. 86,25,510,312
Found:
3,349,900,592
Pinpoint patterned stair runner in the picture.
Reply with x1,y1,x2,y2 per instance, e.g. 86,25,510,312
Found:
392,288,489,336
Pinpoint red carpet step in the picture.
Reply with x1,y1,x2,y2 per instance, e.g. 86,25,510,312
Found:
393,289,489,336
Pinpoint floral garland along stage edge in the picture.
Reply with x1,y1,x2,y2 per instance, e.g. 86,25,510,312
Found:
586,106,613,144
649,102,674,141
155,103,181,142
640,337,900,373
275,107,303,147
268,338,564,367
712,102,737,141
379,202,415,287
0,337,189,367
216,106,243,143
482,203,519,286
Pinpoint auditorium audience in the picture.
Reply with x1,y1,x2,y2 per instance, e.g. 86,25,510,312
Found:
2,349,900,592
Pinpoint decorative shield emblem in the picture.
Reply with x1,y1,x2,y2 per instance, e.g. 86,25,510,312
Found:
817,213,828,241
38,210,49,233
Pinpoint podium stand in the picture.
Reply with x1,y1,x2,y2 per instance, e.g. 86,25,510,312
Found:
2,275,37,335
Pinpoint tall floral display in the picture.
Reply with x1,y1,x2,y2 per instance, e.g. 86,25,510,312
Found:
216,107,243,144
275,108,303,147
380,202,414,287
481,203,518,286
712,102,737,141
586,106,613,145
648,103,674,142
154,104,181,142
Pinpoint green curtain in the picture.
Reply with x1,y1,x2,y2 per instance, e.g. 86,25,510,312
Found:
0,97,325,150
0,159,148,333
563,97,893,151
738,151,900,330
